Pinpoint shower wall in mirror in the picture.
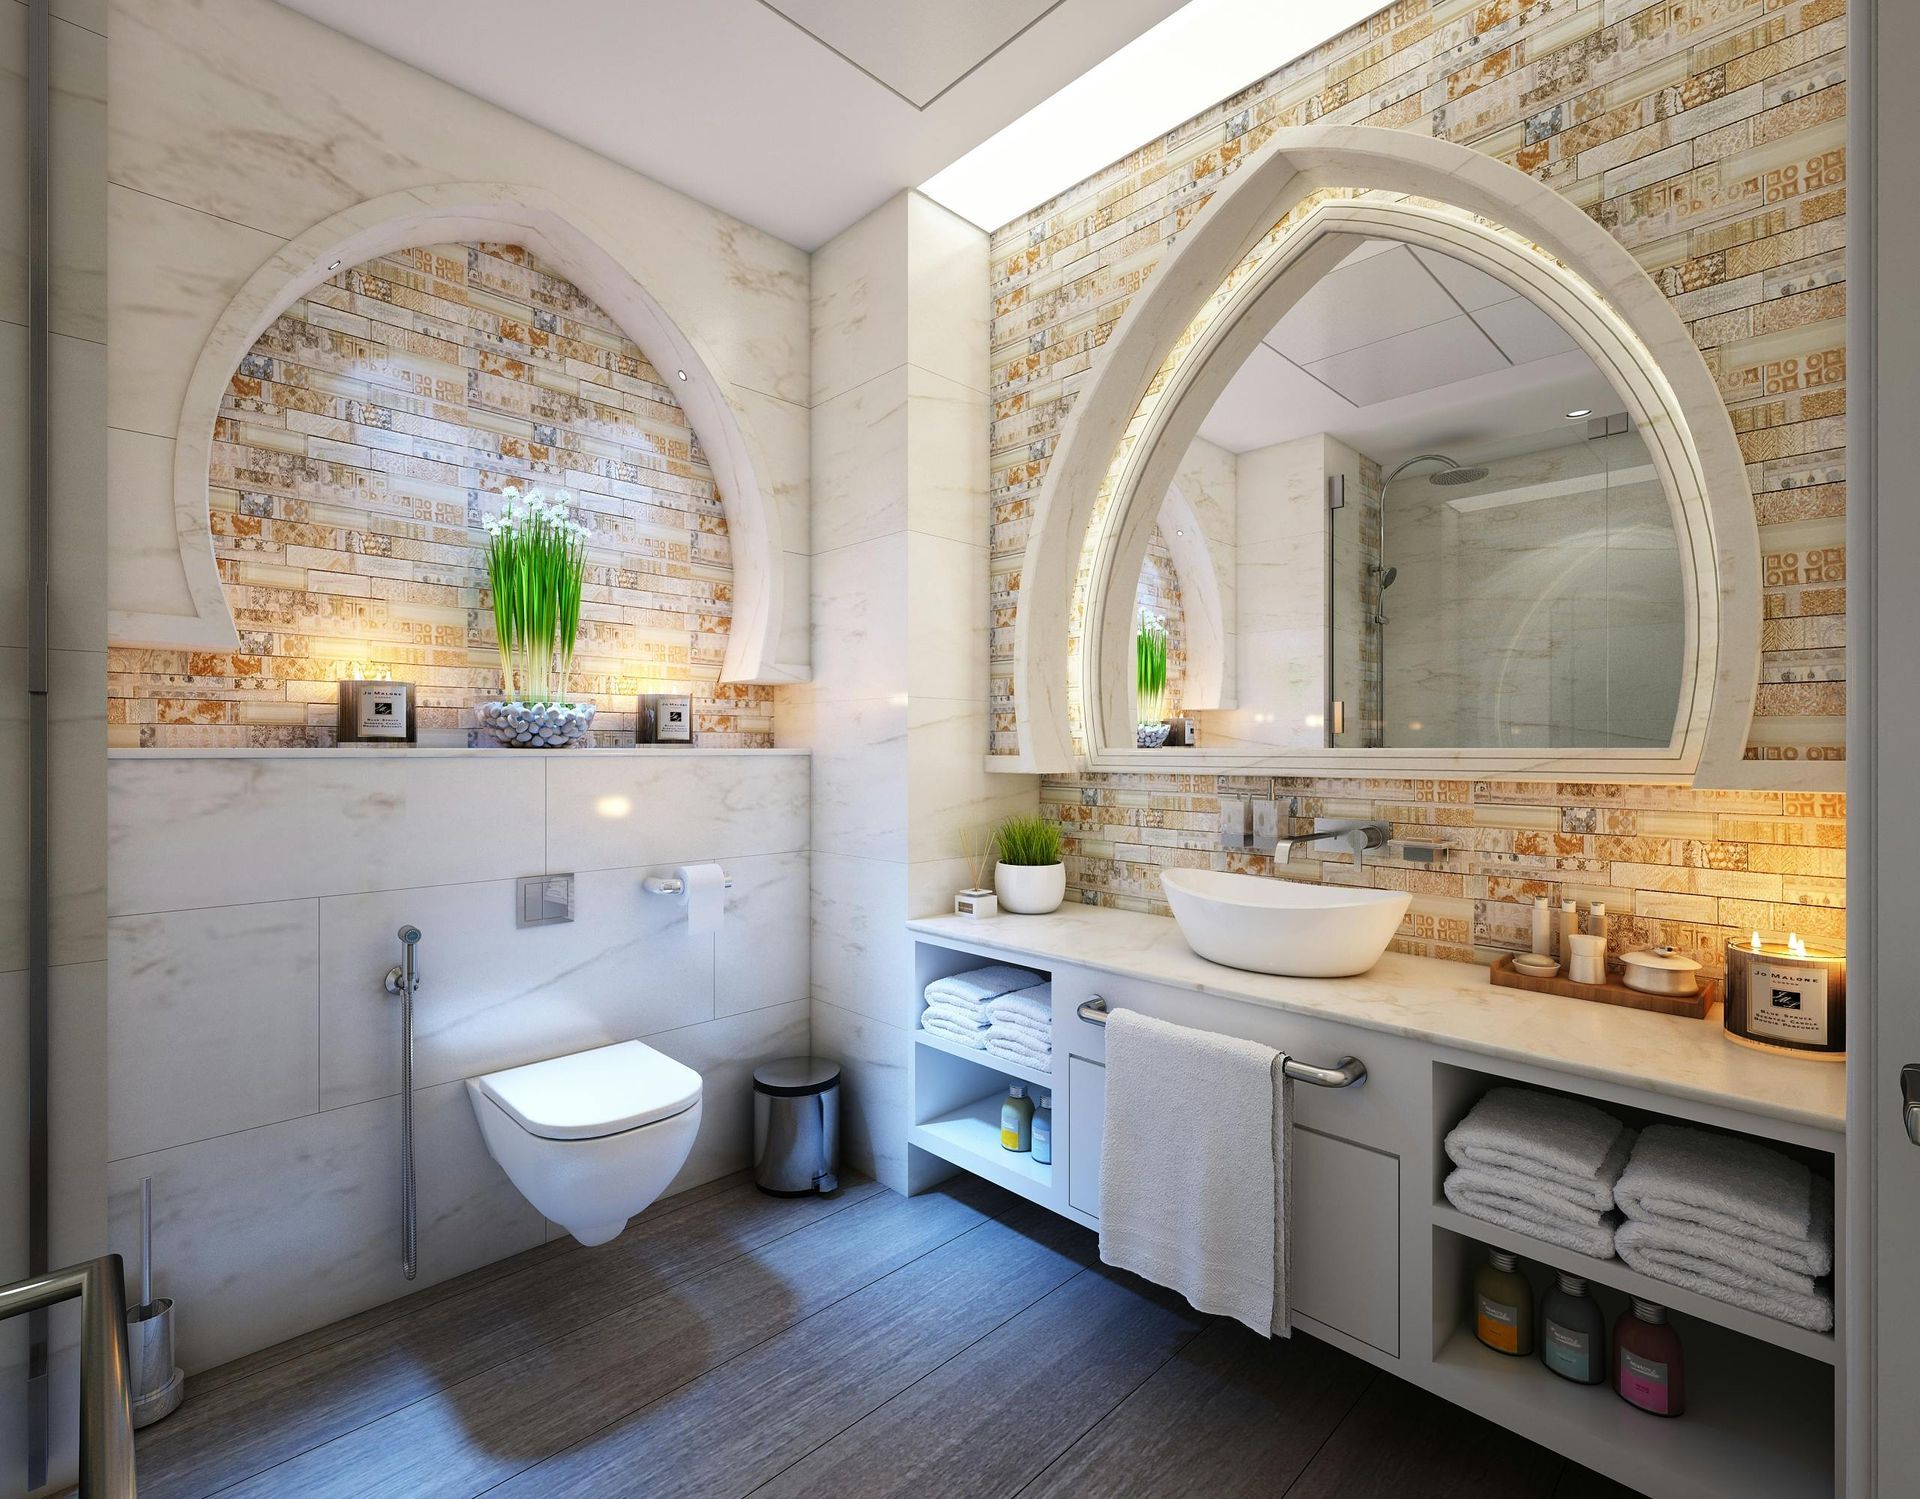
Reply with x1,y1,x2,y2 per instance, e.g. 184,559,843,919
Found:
1133,234,1689,756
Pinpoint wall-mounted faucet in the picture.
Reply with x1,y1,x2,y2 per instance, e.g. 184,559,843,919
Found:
1273,818,1392,866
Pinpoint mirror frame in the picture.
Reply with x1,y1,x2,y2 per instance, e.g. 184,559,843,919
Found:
1002,125,1768,786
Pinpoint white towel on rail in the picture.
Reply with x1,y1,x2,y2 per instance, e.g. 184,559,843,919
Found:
1444,1085,1634,1214
1613,1124,1833,1279
1098,1008,1290,1338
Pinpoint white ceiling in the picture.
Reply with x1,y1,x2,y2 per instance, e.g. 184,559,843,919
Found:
272,0,1190,249
1197,238,1615,465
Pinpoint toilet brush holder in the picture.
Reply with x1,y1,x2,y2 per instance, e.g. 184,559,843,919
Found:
127,1177,185,1427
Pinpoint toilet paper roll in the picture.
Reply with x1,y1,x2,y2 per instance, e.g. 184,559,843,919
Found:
676,863,726,935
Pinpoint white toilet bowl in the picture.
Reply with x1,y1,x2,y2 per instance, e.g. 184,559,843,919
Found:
467,1040,703,1247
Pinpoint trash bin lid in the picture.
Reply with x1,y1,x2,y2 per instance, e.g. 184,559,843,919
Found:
753,1056,841,1097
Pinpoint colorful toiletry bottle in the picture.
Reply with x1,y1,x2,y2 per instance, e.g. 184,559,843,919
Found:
1032,1092,1052,1165
1000,1084,1033,1153
1473,1249,1534,1357
1614,1299,1686,1416
1540,1273,1606,1385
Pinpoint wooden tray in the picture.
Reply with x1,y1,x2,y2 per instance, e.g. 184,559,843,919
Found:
1489,954,1714,1020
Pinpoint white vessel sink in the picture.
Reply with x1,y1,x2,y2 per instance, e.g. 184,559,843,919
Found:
1160,868,1411,977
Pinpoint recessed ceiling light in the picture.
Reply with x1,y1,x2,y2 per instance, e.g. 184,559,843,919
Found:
1564,408,1593,419
1175,528,1185,537
920,0,1384,233
676,370,688,381
327,260,342,271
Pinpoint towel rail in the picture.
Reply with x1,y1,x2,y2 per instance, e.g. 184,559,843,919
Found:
1075,995,1367,1089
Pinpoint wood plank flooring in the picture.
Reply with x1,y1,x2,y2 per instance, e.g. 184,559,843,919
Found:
135,1172,1645,1499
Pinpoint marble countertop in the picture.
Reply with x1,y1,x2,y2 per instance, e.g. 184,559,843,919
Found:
908,906,1846,1133
106,746,810,760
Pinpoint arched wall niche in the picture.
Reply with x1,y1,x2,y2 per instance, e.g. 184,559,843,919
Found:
112,182,809,689
1002,124,1766,788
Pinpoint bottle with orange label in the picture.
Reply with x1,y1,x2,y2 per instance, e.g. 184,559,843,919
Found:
1473,1248,1534,1357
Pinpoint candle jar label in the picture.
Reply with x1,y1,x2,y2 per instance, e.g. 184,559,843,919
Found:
355,683,410,740
1746,961,1829,1045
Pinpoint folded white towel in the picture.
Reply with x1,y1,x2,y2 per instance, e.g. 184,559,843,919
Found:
921,1013,988,1050
987,985,1051,1029
1615,1124,1834,1278
1616,1218,1833,1333
1445,1087,1633,1214
1443,1166,1620,1260
985,1033,1052,1073
1099,1009,1290,1339
922,996,989,1030
985,1014,1051,1050
925,965,1043,1010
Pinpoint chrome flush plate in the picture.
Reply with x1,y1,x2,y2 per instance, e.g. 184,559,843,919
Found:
517,874,575,927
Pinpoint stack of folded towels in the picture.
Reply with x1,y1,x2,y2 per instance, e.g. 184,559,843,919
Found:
1442,1086,1634,1259
1613,1124,1834,1333
984,984,1052,1074
919,964,1042,1051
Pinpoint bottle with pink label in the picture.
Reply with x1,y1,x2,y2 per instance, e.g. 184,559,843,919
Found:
1613,1299,1686,1416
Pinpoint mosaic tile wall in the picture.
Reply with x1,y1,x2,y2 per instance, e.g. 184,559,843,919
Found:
994,0,1848,946
1042,772,1845,972
108,243,774,748
989,0,1848,770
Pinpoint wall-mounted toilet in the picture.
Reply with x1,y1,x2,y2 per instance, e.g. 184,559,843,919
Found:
468,1040,702,1246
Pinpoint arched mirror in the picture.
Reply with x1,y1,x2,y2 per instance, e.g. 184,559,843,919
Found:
1031,165,1762,783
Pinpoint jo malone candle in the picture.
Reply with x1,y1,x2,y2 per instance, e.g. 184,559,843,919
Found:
335,676,416,744
1723,931,1846,1059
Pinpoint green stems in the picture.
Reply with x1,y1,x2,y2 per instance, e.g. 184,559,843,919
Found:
1136,607,1168,726
483,487,589,706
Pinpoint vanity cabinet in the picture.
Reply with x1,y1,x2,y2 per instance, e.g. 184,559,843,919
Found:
904,909,1847,1499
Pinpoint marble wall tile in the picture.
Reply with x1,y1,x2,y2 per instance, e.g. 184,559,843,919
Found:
105,426,198,620
107,1077,546,1372
543,751,809,874
906,697,1034,865
905,194,990,396
810,997,910,1194
644,999,810,1199
811,368,908,553
717,850,810,1016
317,868,715,1110
905,366,989,548
810,195,908,406
808,534,910,701
0,7,104,341
805,700,909,860
108,899,319,1158
107,755,547,914
906,534,988,703
809,851,909,1026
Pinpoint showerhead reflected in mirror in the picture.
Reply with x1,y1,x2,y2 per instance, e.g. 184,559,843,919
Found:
1126,232,1684,753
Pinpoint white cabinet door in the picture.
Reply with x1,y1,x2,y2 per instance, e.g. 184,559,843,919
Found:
1068,1056,1105,1219
1290,1127,1400,1357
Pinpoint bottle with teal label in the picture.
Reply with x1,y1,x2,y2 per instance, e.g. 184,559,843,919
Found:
1000,1084,1033,1152
1032,1092,1053,1164
1540,1272,1605,1384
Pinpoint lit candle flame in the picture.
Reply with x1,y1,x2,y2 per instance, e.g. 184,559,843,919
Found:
1751,929,1762,951
1789,932,1807,958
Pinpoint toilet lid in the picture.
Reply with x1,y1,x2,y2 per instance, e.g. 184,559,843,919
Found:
475,1041,702,1140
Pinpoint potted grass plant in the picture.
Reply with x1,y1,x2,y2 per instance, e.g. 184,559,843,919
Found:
993,812,1066,915
1136,606,1170,748
475,486,597,747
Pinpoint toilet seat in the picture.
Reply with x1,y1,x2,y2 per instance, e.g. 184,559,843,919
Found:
474,1040,701,1141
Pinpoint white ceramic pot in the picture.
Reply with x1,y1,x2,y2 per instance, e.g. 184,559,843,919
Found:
995,861,1065,915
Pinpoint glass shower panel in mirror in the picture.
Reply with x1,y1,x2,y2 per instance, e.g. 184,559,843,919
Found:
1131,234,1687,754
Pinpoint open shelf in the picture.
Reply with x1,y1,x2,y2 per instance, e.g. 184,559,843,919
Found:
1430,1322,1833,1499
1431,1202,1836,1364
912,1027,1056,1090
910,1092,1052,1205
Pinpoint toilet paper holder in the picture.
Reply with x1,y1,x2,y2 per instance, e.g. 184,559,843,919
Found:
643,873,734,895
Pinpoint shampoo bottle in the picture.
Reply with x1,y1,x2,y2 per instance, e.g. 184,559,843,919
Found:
1614,1299,1686,1416
1032,1092,1052,1165
1000,1084,1033,1153
1473,1249,1534,1357
1540,1273,1606,1384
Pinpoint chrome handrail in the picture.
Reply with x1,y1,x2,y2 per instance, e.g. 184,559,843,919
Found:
1074,995,1368,1088
0,1254,137,1496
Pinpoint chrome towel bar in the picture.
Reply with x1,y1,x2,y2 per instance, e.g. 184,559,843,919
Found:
1075,995,1367,1089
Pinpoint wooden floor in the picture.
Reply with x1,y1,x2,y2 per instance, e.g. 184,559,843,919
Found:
134,1172,1645,1498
